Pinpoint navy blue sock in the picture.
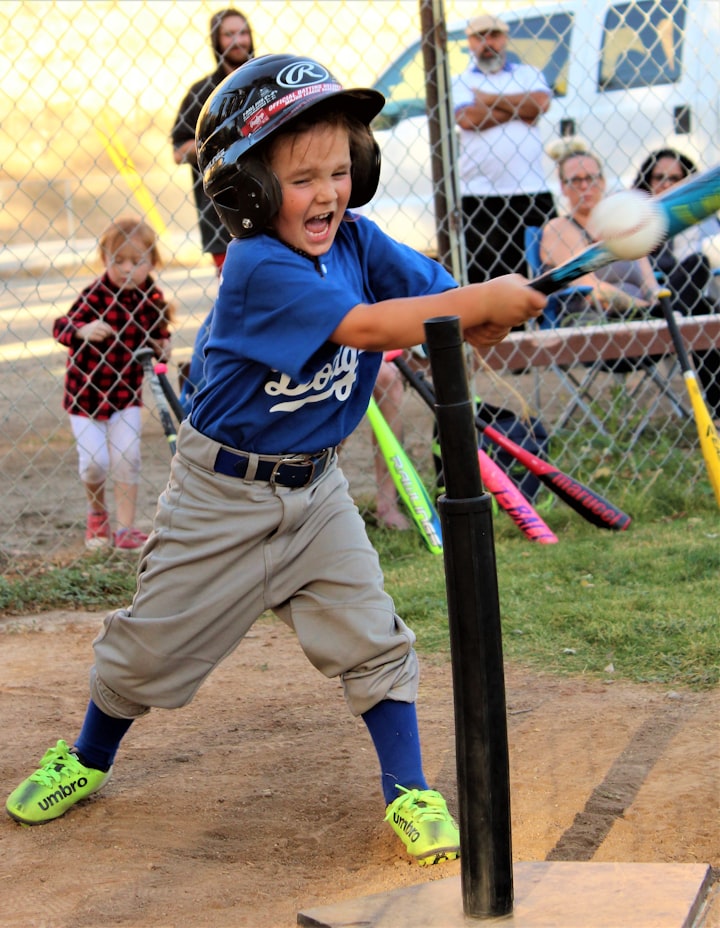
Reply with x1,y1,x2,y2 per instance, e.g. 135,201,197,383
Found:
74,700,134,772
362,699,429,805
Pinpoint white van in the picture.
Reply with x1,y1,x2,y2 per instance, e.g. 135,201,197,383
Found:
363,0,720,256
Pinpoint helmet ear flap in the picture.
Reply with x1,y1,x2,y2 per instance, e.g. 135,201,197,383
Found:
205,126,381,237
207,159,282,238
349,136,381,209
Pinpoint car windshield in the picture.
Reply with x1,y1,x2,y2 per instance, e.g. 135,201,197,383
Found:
371,13,574,131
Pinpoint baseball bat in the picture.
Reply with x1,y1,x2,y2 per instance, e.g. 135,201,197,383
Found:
430,430,557,543
474,414,631,530
390,353,631,531
154,362,187,424
389,352,558,542
366,395,443,554
136,349,178,456
95,117,167,236
531,164,720,295
657,290,720,507
476,446,558,543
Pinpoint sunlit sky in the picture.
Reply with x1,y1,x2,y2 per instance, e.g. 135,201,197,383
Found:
1,0,511,117
0,0,512,181
0,0,511,243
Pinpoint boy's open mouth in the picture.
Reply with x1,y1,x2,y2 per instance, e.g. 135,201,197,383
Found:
305,212,333,238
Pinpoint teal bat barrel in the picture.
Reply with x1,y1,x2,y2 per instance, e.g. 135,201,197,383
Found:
424,316,513,918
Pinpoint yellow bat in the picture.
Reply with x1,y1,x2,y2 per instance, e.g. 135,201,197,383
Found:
683,375,720,507
96,117,167,236
658,291,720,508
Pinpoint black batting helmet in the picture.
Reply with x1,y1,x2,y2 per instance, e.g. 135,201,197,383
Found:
196,54,385,238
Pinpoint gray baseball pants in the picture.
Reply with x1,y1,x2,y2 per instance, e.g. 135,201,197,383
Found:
90,421,419,719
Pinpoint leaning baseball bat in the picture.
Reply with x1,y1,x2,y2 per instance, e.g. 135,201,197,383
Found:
657,290,720,507
405,354,558,542
366,396,443,554
476,446,558,543
531,164,720,294
154,362,186,424
136,349,178,456
390,354,631,531
475,414,631,530
431,423,557,542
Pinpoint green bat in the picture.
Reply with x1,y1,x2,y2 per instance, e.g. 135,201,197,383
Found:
366,396,442,554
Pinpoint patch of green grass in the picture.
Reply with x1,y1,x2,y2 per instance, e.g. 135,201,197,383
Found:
1,475,717,691
370,483,719,690
0,553,137,615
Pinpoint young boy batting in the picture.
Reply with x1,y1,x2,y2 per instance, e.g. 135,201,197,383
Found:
6,54,545,866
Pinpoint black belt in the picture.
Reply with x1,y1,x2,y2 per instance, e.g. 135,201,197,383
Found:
214,447,335,488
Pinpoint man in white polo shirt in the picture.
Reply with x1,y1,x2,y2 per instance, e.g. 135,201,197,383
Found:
452,13,555,285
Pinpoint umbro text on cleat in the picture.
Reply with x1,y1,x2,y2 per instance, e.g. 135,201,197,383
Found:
385,785,460,866
6,740,112,825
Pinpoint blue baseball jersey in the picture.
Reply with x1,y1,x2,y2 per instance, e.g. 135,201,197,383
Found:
190,215,457,454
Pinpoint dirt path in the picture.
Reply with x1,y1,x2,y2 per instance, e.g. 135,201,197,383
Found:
1,610,718,928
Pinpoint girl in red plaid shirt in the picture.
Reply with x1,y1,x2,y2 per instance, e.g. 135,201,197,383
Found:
53,218,173,550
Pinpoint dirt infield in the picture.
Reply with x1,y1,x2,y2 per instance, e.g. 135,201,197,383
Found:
1,610,718,928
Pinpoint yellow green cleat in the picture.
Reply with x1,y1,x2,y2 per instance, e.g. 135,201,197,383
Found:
6,740,111,825
385,785,460,866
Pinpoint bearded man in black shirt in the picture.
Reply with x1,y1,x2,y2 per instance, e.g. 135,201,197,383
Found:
171,8,255,271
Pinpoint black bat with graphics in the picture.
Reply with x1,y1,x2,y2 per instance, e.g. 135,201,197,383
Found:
136,348,178,456
154,362,187,424
390,353,631,531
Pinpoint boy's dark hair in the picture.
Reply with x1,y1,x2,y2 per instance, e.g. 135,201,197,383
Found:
261,102,380,197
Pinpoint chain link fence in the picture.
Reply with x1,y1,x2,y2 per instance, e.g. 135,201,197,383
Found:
1,0,718,573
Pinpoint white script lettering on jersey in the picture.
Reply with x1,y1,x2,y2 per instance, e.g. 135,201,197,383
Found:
265,347,359,412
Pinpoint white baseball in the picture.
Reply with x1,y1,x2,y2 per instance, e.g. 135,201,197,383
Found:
587,189,668,260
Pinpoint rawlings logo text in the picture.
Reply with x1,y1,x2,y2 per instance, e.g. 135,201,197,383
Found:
276,61,330,88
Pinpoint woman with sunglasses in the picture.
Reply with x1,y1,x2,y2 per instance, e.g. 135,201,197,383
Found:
633,148,720,311
633,148,720,419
